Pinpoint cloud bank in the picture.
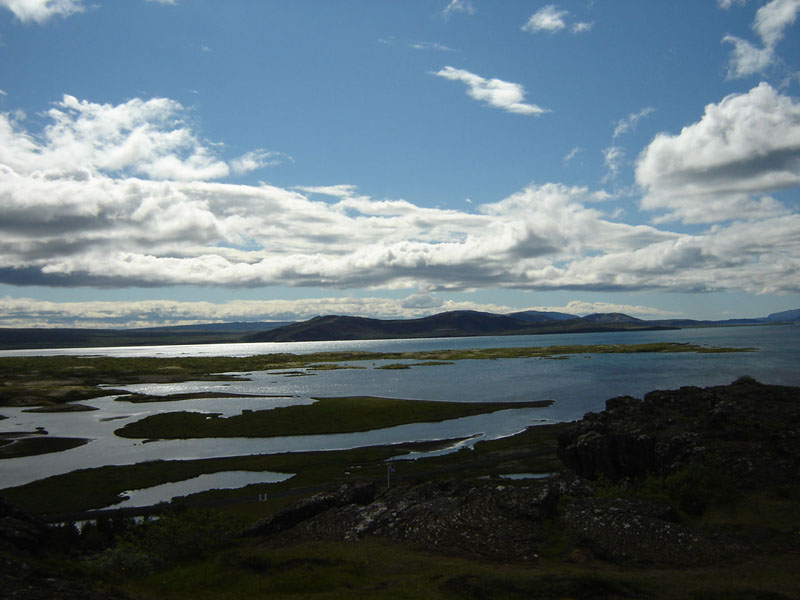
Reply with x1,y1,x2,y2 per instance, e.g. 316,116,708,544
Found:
0,87,798,311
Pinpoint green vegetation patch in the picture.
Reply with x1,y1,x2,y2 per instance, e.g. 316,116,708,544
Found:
22,402,98,413
0,436,90,459
116,392,296,404
115,396,553,440
376,361,455,369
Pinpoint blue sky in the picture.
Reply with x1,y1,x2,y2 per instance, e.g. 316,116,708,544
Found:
0,0,799,327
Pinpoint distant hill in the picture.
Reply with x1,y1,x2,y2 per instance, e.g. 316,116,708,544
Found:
1,308,797,350
507,310,576,322
0,321,292,350
766,308,800,322
583,312,644,324
248,311,535,342
248,310,675,343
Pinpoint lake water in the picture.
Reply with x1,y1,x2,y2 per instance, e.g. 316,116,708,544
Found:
1,324,798,507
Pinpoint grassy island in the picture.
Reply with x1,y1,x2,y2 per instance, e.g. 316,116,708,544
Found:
114,396,554,440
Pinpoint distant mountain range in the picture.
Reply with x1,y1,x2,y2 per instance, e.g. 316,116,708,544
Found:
0,309,797,350
247,309,799,343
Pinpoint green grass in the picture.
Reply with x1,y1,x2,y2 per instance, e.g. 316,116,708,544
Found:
110,536,800,600
0,436,90,459
114,396,553,439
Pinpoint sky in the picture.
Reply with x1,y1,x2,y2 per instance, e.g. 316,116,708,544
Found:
0,0,799,328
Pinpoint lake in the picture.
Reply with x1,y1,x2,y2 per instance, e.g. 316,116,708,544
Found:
1,324,798,505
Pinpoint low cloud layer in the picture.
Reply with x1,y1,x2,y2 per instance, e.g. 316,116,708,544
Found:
0,295,678,329
0,87,798,313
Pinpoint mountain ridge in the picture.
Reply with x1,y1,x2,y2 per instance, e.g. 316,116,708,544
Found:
1,309,797,350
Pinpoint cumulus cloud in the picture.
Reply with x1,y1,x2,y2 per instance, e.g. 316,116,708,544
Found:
0,0,84,23
522,5,592,34
636,83,800,223
0,92,798,304
0,95,283,181
432,66,549,115
723,0,800,78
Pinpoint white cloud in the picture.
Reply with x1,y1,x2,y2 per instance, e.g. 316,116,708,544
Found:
549,300,678,318
571,22,594,34
1,92,798,300
0,95,283,181
0,294,531,328
612,107,655,139
602,107,655,181
636,83,800,223
723,0,800,78
719,0,747,8
230,150,291,175
563,146,582,165
523,5,592,34
411,41,455,52
441,0,474,20
432,66,549,115
602,145,624,181
0,0,84,23
754,0,800,46
523,5,568,32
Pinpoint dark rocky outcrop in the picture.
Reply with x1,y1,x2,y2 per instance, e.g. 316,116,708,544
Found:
246,477,569,561
556,377,800,488
242,479,378,538
559,497,726,566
